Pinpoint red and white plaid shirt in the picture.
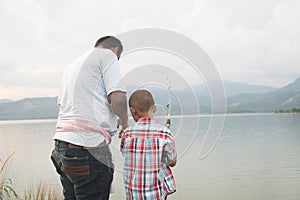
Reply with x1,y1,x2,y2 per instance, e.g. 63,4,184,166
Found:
120,117,176,200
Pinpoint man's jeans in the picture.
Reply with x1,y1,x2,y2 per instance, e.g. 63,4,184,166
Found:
51,140,114,200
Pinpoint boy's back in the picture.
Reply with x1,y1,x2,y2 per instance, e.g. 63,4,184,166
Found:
121,117,176,200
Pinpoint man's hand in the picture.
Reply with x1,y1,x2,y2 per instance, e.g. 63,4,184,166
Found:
118,129,123,139
117,118,128,138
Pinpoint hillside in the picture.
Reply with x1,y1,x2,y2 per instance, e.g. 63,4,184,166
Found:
0,97,59,120
126,78,300,114
226,78,300,112
0,78,299,120
0,99,13,104
192,81,276,97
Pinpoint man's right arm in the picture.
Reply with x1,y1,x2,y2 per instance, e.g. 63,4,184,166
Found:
109,91,129,130
101,50,128,130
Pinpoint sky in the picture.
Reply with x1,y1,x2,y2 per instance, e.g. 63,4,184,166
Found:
0,0,299,100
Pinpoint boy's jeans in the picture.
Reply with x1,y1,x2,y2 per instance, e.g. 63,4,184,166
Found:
51,140,114,200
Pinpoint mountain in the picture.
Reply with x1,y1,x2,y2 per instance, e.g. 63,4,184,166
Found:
191,81,276,97
0,78,299,120
226,78,300,112
151,78,300,114
126,85,211,115
0,97,58,120
279,77,300,92
223,81,277,96
128,81,276,114
0,99,13,104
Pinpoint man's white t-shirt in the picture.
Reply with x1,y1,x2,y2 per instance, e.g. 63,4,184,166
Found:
54,48,126,147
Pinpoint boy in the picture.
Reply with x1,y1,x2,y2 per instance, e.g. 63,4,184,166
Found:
120,90,177,200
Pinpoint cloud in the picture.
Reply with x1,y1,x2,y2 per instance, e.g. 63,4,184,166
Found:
0,0,195,98
177,0,300,86
0,0,299,99
120,18,150,32
0,62,62,88
0,85,59,101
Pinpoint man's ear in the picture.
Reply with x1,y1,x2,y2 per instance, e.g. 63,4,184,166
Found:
111,47,119,58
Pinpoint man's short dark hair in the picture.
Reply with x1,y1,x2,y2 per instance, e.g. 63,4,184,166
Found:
94,36,123,59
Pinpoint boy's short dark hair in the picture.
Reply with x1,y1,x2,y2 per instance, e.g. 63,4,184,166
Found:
94,36,123,59
129,90,155,113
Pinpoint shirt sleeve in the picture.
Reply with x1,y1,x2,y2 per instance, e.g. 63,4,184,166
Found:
164,135,177,162
101,50,126,95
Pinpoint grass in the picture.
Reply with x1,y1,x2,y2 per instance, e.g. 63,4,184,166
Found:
1,152,63,200
23,183,63,200
0,151,18,200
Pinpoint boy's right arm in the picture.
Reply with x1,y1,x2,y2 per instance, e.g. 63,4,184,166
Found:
165,137,177,167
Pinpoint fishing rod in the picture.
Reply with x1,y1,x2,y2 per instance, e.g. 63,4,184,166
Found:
153,70,172,129
165,77,172,129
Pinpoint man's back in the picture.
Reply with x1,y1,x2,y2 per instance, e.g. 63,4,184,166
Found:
55,48,125,147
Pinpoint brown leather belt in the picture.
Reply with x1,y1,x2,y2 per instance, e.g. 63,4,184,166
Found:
68,143,83,149
68,140,107,149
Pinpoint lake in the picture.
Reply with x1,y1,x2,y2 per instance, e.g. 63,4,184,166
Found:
0,113,299,200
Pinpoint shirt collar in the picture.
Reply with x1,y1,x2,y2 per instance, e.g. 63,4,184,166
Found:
138,117,153,123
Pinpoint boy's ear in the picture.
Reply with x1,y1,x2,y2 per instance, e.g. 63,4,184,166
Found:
150,105,156,114
130,107,136,115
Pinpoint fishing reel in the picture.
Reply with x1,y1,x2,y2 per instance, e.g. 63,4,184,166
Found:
166,103,171,129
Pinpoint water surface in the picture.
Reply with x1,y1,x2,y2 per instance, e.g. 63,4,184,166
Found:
0,114,299,199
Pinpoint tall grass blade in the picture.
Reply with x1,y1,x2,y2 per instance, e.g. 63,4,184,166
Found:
0,151,16,173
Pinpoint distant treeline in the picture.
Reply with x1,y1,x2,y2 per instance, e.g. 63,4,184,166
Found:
275,108,300,113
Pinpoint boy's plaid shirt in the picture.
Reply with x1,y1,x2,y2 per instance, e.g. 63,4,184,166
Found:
120,117,177,200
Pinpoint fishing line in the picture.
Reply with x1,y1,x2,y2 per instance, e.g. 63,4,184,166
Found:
153,70,172,128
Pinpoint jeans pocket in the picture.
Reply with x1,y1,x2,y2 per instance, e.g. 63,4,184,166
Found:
51,149,61,174
62,155,90,184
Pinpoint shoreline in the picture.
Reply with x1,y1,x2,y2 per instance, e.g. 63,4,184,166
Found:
1,112,299,124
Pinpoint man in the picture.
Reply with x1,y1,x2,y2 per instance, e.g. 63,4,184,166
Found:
51,36,128,200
